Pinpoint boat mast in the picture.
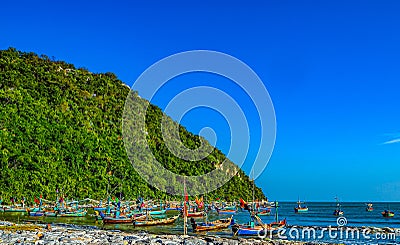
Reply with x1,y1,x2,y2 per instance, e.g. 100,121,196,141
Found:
252,167,255,211
183,177,187,235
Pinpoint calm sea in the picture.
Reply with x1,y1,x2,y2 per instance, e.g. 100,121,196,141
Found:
1,202,399,244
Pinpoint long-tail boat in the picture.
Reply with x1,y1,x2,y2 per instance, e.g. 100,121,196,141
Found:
102,216,133,224
257,208,271,216
191,216,233,232
366,203,374,212
333,197,344,216
231,215,286,236
294,199,308,213
3,206,27,213
58,209,87,217
133,215,179,227
382,209,395,218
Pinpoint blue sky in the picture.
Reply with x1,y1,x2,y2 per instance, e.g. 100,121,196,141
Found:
2,0,400,201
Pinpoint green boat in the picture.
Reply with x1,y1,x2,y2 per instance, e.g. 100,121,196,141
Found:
58,210,87,217
3,206,27,213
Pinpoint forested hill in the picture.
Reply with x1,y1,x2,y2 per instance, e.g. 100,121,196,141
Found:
0,48,265,202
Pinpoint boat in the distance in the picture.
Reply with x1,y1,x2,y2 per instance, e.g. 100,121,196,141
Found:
366,203,374,212
333,197,344,216
382,209,395,218
294,199,308,213
190,216,233,232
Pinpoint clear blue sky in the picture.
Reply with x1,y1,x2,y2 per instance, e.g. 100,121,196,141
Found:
2,0,400,201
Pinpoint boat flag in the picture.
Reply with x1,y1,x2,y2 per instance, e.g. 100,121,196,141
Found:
240,198,250,211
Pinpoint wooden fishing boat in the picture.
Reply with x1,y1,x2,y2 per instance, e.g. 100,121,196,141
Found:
186,211,204,217
333,197,344,216
257,209,271,216
294,199,308,213
232,218,286,236
382,210,395,218
133,215,179,227
58,210,87,217
103,216,133,224
222,205,236,211
217,209,236,215
366,203,374,212
44,211,57,217
27,210,45,216
165,207,182,212
3,206,27,213
191,216,233,232
149,209,166,215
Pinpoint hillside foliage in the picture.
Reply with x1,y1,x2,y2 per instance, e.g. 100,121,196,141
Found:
0,48,265,203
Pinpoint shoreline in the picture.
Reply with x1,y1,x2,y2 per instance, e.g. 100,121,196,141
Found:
0,222,337,245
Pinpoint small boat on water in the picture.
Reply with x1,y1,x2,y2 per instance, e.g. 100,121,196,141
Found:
216,208,236,215
149,209,166,215
366,203,374,212
102,215,133,224
232,201,286,237
382,210,395,218
3,206,27,213
190,216,233,232
294,199,308,213
232,215,286,236
186,211,205,218
257,209,271,216
133,215,179,227
333,197,344,216
58,209,87,217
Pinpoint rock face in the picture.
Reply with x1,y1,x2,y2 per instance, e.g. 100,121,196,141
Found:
0,223,327,245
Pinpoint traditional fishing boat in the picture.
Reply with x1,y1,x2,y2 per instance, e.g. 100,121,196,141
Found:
257,209,271,216
133,215,179,227
294,199,308,213
382,210,395,218
366,203,374,212
101,215,133,224
186,211,204,217
216,208,236,215
333,197,344,216
58,209,87,217
3,206,27,213
165,207,182,212
231,216,286,236
232,201,286,236
149,209,166,215
190,216,233,232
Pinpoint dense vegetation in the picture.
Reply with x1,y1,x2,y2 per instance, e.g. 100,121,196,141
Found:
0,48,265,203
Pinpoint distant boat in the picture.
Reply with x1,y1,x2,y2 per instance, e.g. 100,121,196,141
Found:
294,199,308,213
382,210,395,218
333,197,344,216
366,203,374,212
190,216,233,232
